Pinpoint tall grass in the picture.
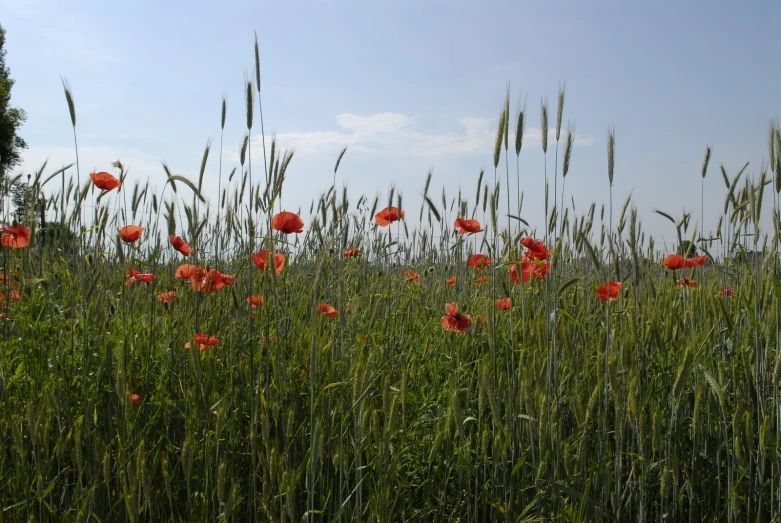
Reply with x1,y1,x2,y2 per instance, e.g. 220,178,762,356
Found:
0,37,780,522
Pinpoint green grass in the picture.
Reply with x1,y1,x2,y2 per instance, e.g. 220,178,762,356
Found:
0,66,780,523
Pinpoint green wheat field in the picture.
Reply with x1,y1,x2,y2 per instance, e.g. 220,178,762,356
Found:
1,36,781,523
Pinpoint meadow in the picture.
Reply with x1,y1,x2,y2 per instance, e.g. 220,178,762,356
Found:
1,39,781,522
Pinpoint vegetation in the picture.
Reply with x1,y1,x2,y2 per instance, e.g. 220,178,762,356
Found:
0,22,27,180
1,35,781,522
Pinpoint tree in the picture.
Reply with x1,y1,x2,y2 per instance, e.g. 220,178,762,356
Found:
10,177,32,223
677,240,698,258
0,22,27,180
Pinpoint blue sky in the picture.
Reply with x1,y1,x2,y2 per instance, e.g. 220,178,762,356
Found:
1,0,779,249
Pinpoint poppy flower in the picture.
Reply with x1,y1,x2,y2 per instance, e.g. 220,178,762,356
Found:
221,275,236,285
169,235,193,256
661,254,686,271
316,303,338,318
343,246,361,257
475,275,488,285
252,250,286,275
685,255,706,268
194,333,219,348
676,277,698,288
192,269,226,293
445,276,457,287
1,225,30,248
129,392,140,404
468,254,492,269
717,286,733,297
119,225,144,243
521,237,552,261
247,295,264,308
175,264,197,279
126,266,154,285
158,291,176,303
440,303,472,333
508,258,532,284
402,270,421,283
495,297,511,310
90,171,122,191
454,217,481,235
375,206,405,227
532,260,552,280
9,290,20,301
595,281,623,302
272,211,304,234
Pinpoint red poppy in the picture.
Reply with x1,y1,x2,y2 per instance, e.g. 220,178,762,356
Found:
119,225,144,243
9,290,20,301
454,217,481,235
532,260,552,280
508,258,532,284
247,295,264,308
468,254,492,269
194,333,219,348
158,291,176,303
125,266,155,285
440,303,472,333
402,270,421,283
685,255,706,268
1,225,30,248
272,211,304,234
316,303,338,318
175,264,197,279
521,237,552,261
375,206,405,227
129,392,140,404
676,277,698,288
169,235,192,256
343,246,361,257
221,275,236,285
717,286,733,297
445,276,457,287
495,297,511,310
252,250,286,275
661,254,686,271
90,171,122,191
475,275,488,285
192,268,226,293
595,281,623,302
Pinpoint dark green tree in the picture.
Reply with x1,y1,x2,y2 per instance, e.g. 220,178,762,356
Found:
677,240,698,258
0,22,27,180
10,177,32,223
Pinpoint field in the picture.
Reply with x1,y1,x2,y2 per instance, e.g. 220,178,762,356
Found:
1,51,781,522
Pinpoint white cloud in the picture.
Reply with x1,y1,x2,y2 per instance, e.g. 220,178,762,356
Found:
263,112,594,159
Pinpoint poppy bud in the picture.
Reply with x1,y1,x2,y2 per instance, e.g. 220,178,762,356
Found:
261,348,267,357
87,254,94,266
109,304,116,315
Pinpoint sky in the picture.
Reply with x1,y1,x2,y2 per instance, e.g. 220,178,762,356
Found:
1,0,780,251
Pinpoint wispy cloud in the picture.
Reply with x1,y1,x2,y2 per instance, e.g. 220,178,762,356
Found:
265,112,594,159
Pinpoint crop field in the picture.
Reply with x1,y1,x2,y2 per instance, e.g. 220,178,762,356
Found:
1,38,781,523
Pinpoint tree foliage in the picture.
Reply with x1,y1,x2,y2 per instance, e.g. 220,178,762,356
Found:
0,22,27,180
677,239,698,257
